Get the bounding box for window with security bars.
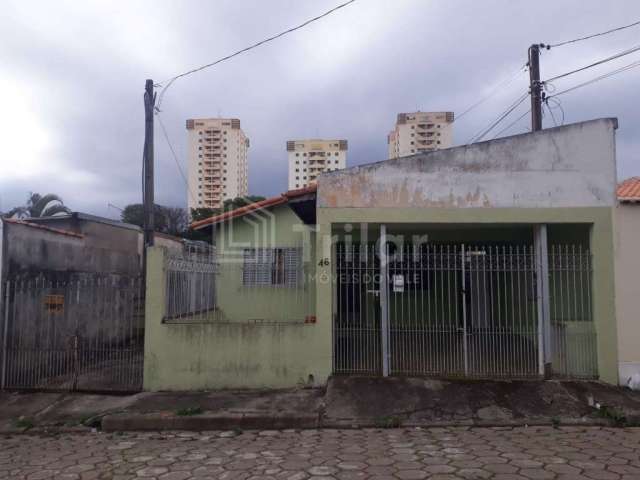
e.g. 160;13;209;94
242;248;302;287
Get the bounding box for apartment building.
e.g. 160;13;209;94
387;111;454;158
186;118;249;211
287;139;348;190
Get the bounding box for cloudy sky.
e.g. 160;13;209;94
1;0;639;217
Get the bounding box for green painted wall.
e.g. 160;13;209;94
213;204;316;323
143;204;331;390
316;207;618;384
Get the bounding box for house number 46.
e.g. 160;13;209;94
318;258;330;266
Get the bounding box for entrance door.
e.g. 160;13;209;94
463;245;540;377
333;243;381;374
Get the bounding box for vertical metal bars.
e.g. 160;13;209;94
549;244;598;378
1;275;144;392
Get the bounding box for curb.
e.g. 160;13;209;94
102;413;320;432
101;413;620;432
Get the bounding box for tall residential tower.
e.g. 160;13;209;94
387;111;454;159
186;118;249;211
287;139;347;190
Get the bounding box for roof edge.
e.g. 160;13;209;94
191;184;317;230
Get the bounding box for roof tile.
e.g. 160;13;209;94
618;177;640;202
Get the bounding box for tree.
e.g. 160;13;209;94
121;204;168;232
163;207;188;236
4;193;71;219
191;207;219;222
222;196;266;212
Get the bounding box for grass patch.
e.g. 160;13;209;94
13;416;34;431
374;415;402;428
175;406;204;417
596;405;627;427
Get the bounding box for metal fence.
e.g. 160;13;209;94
1;275;144;392
164;246;313;324
549;244;597;378
333;242;595;379
164;243;217;321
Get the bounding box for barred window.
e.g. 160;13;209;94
242;248;301;287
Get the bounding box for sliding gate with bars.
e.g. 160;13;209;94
333;240;596;378
1;276;144;392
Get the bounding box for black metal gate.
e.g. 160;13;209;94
333;242;542;378
1;276;144;392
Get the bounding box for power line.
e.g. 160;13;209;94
547;58;640;98
156;113;198;205
544;43;640;83
468;92;529;144
155;0;356;109
491;108;530;139
455;64;527;122
549;19;640;48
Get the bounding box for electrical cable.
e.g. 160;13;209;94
549;19;640;48
155;0;356;110
547;58;640;98
455;64;527;122
491;108;531;139
468;92;529;144
156;113;198;205
544;43;640;83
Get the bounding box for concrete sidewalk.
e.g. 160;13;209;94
1;378;640;433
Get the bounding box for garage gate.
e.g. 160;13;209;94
332;236;596;379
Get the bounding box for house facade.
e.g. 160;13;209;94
144;118;620;390
615;177;640;385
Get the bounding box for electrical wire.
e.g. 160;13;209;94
545;102;558;127
156;113;198;205
155;0;356;110
467;92;529;144
549;19;640;48
544;43;640;83
547;58;640;98
491;108;531;139
455;64;528;122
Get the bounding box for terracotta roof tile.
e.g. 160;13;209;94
618;177;640;202
2;218;84;238
191;184;317;230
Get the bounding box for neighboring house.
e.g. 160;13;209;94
615;177;640;385
144;118;620;390
0;213;141;282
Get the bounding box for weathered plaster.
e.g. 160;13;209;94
318;119;617;210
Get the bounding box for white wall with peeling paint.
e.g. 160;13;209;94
318;118;617;209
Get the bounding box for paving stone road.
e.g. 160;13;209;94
1;426;640;479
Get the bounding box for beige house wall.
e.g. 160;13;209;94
614;203;640;384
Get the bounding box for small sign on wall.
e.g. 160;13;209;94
44;294;64;314
392;274;404;293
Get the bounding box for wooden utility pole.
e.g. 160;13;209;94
529;44;543;132
143;79;155;248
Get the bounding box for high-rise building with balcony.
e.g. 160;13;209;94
186;118;249;211
387;111;454;159
287;139;348;190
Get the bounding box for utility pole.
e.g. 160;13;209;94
529;44;543;132
143;79;155;249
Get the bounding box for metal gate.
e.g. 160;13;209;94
334;241;546;378
1;276;144;392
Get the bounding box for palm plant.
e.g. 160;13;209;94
4;193;71;219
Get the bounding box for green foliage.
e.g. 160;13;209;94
191;207;219;222
596;405;627;426
175;406;204;417
4;192;71;219
221;196;266;212
374;415;402;428
13;416;34;430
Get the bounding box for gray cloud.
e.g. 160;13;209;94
1;0;639;217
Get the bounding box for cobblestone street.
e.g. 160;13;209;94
1;427;640;479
